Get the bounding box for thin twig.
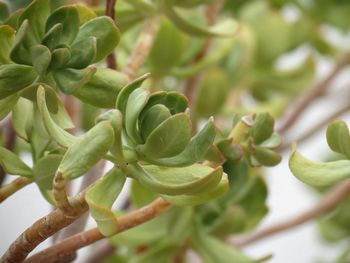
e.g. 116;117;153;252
278;52;350;133
0;193;88;263
25;198;172;263
105;0;117;69
122;16;161;80
280;102;350;151
0;120;17;186
229;178;350;247
0;177;33;203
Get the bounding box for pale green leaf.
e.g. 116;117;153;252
34;154;63;190
0;25;15;64
326;120;350;159
0;147;32;177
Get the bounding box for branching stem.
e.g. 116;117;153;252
0;177;33;203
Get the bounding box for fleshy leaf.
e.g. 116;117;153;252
73;68;128;108
0;93;19;121
144;118;216;167
131;180;158;208
30;44;51;75
86;168;125;236
259;133;282;149
128;163;223;195
140;104;171;140
289;147;350;186
137;113;191;159
0;147;32;178
50;47;71;69
75;4;97;25
66;36;96;69
0;1;9;22
75;16;120;62
12;97;34;141
0;25;15;64
250;112;274;144
162;173;228;206
41;23;63;50
45;6;80;45
58;120;114;179
250;145;281;167
37;86;76;147
34;154;63;190
53;66;96;94
0;64;36;99
326;120;350;159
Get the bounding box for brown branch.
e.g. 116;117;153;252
0;120;17;186
278;52;350;133
0;193;88;263
230;178;350;247
105;0;117;69
25;198;171;263
122;16;161;80
0;177;33;203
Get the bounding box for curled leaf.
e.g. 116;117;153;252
326;120;350;159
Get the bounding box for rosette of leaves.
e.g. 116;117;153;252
289;120;350;187
206;112;282;167
0;0;127;111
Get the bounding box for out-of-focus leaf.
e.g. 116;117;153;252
250;112;274;144
0;25;15;64
86;168;126;236
75;4;97;25
0;1;10;22
0;94;19;121
250;145;281;167
0;147;32;177
12;97;34;141
327;120;350;160
131;180;158;208
129;240;177;263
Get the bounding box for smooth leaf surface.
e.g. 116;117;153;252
50;47;71;69
12;97;34;141
30;44;51;75
327;120;350;159
34;154;62;190
66;36;96;69
0;93;19;121
42;23;63;50
250;112;274;144
0;25;15;64
0;147;32;177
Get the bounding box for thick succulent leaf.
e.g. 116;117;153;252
0;93;19;121
116;73;149;114
75;16;120;62
326;120;350;159
75;4;97;25
37;86;76;147
73;68;128;108
0;147;32;177
50;47;71;69
161;0;239;37
289;148;350;186
66;36;96;69
128;163;223;195
86;168;125;236
52;66;96;94
217;140;243;162
144;118;216;167
131;180;158;208
0;64;36;99
125;88;149;144
18;0;50;42
250;113;274;144
140;104;171;140
137;113;191;159
251;145;281;167
162;173;228;206
45;6;80;45
259;133;282;149
12;97;34;141
33;154;62;190
192;232;255;263
58;121;114;179
41;23;63;50
0;25;15;64
0;1;9;22
4;9;22;29
205;144;227;164
30;44;51;76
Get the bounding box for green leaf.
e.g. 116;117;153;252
128;163;223;195
130;240;177;263
53;66;96;94
50;47;71;69
131;180;158;208
116;73;149;114
58;121;114;179
162;173;228;206
0;93;19;121
0;64;36;99
73;68;128;108
30;45;51;75
0;1;10;22
137;113;191;159
144;118;216;167
125;88;149;144
0;25;15;64
33;154;63;190
289;147;350;186
18;0;50;42
12;97;34;141
75;4;97;25
66;36;96;69
250;145;281;167
259;133;282;149
41;23;63;50
45;6;80;45
86;168;126;236
327;120;350;159
75;16;120;62
217;140;243;162
250;113;274;144
37;86;76;147
0;147;32;177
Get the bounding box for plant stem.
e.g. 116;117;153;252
25;198;171;263
0;192;87;263
122;16;161;80
278;52;350;133
105;0;117;69
0;177;33;203
229;178;350;247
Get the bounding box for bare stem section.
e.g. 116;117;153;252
0;177;33;203
25;198;171;263
230;178;350;247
